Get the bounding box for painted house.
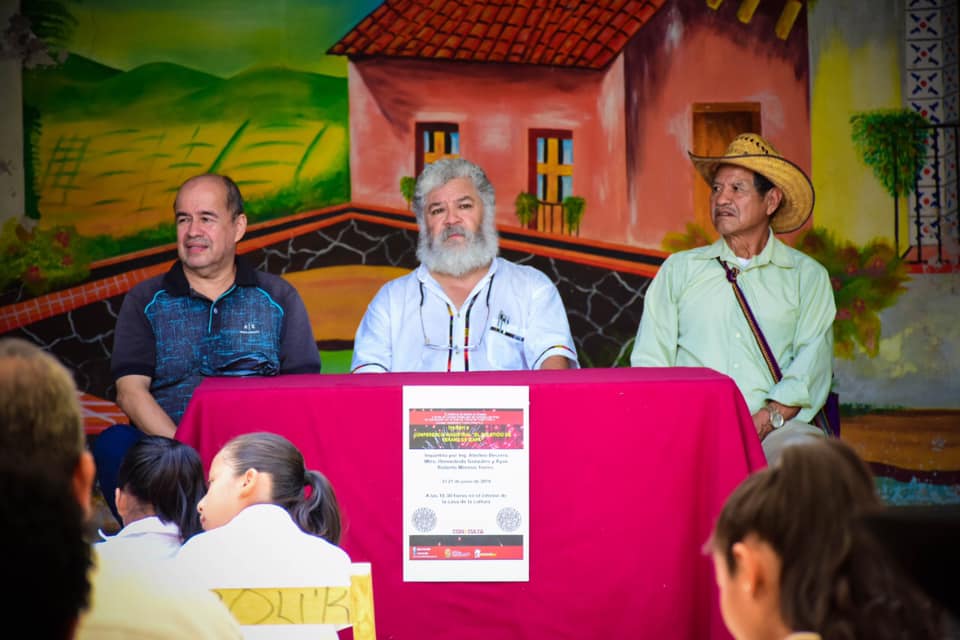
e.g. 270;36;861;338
330;0;812;250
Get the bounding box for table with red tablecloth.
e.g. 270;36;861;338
176;367;765;640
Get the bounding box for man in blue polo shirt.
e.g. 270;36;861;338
96;174;320;522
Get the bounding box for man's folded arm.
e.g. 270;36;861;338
115;374;178;438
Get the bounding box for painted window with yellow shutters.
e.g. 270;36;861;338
415;123;460;175
528;129;573;233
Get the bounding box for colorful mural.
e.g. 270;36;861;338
0;0;958;504
15;0;373;242
329;0;811;248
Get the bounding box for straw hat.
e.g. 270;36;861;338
688;133;815;233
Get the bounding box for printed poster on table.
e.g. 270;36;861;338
402;385;530;582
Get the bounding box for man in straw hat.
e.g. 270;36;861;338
631;133;835;463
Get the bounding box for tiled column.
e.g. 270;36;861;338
905;0;959;262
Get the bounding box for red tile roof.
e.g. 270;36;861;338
329;0;667;70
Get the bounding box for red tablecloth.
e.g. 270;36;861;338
177;367;764;640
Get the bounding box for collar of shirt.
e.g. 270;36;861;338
98;515;181;542
163;255;258;297
231;503;297;529
696;230;797;270
414;258;499;305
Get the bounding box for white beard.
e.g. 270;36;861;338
418;216;499;277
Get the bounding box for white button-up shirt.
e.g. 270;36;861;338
351;258;578;372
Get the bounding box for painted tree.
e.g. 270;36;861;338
400;176;415;210
850;109;928;253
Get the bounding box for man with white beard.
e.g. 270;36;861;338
351;158;578;372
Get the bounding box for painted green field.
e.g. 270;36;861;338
24;56;350;237
35;119;347;236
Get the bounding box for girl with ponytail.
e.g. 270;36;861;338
177;431;351;623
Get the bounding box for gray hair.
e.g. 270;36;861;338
0;338;84;481
412;158;496;228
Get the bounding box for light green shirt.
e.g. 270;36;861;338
630;232;835;422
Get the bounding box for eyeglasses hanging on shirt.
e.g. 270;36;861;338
419;276;498;371
489;309;524;343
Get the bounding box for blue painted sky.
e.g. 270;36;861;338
64;0;382;77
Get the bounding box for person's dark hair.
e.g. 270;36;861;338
223;432;342;544
117;436;207;541
174;173;245;219
711;438;941;640
0;461;91;639
752;171;775;196
219;174;244;218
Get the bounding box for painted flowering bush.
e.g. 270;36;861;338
795;228;909;358
0;219;90;296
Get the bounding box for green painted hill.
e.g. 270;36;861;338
25;56;347;126
96;62;224;110
23;54;121;110
56;54;119;83
168;66;347;123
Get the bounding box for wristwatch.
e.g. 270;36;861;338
767;404;784;430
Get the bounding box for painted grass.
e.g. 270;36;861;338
295;124;328;182
320;350;353;374
80;223;177;262
34;118;349;238
208;119;251;173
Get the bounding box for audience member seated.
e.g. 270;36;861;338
351;157;578;372
176;432;351;637
96;436;206;568
0;461;92;640
0;337;242;640
708;438;941;640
